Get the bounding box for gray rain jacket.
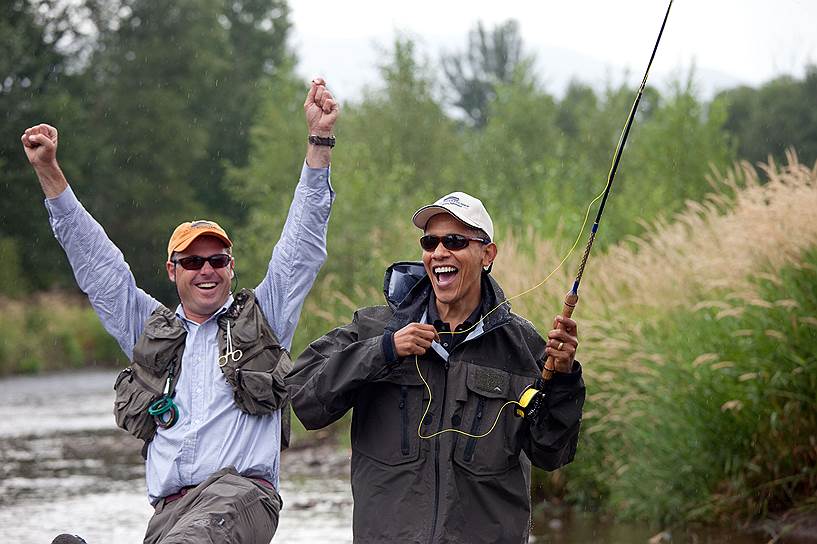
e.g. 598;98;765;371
286;263;585;543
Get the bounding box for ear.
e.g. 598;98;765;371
229;259;235;278
482;243;498;270
166;261;176;282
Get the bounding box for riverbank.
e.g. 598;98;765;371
0;294;125;376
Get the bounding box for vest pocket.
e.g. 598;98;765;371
113;367;160;442
228;348;291;416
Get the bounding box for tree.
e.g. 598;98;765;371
64;0;293;301
0;0;87;292
715;65;817;166
442;20;528;128
188;0;293;217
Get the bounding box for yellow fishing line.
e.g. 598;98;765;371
415;354;522;440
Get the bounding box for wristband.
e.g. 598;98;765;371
308;135;336;147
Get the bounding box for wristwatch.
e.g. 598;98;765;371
308;135;336;147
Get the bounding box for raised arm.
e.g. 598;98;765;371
21;124;159;360
254;78;339;350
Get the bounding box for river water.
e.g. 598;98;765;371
0;370;770;543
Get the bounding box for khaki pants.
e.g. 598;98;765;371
143;467;282;544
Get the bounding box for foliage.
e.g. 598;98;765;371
499;155;817;523
715;64;817;167
0;294;125;375
442;20;528;127
0;0;87;291
0;0;293;302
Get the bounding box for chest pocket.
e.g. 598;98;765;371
352;363;426;466
453;363;523;475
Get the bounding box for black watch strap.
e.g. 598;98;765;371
308;135;336;147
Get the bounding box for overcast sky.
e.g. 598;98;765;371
286;0;817;101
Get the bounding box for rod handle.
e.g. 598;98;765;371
542;291;579;381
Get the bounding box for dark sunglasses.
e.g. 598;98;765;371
420;234;490;252
172;254;232;270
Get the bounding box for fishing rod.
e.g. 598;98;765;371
517;0;675;419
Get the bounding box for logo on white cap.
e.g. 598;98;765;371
412;191;494;241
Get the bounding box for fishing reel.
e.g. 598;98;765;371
515;378;547;421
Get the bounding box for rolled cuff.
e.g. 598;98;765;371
44;184;79;218
301;162;333;194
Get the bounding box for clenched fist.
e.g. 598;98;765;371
21;123;68;198
393;323;440;358
21;124;59;168
304;78;339;137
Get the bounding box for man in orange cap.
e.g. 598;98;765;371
22;78;339;543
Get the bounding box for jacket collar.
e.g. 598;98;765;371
383;262;512;337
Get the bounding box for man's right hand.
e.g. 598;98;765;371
393;323;440;358
304;78;338;169
21;123;68;198
22;124;59;168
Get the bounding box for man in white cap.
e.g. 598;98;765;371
23;78;339;543
286;191;586;543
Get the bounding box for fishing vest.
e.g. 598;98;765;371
113;288;292;456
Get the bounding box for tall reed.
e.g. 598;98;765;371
495;152;817;522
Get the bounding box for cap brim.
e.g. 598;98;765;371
412;205;482;232
169;230;232;258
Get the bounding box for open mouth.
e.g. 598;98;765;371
195;282;218;291
433;266;459;287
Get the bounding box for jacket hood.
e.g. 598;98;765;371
383;261;427;309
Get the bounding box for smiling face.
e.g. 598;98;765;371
165;235;234;323
421;214;497;322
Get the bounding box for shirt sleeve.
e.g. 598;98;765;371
254;162;335;351
45;186;160;361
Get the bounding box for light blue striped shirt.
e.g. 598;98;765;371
45;163;334;504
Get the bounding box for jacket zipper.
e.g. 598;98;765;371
429;359;449;544
400;385;409;455
464;397;486;462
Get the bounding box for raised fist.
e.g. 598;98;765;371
304;78;339;137
21;124;59;168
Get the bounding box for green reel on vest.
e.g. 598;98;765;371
148;375;179;429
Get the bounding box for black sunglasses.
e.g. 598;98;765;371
172;254;232;270
420;234;490;252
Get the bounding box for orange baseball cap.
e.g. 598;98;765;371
167;220;232;259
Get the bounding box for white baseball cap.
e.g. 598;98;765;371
412;192;494;241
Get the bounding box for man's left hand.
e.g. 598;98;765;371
546;315;578;373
